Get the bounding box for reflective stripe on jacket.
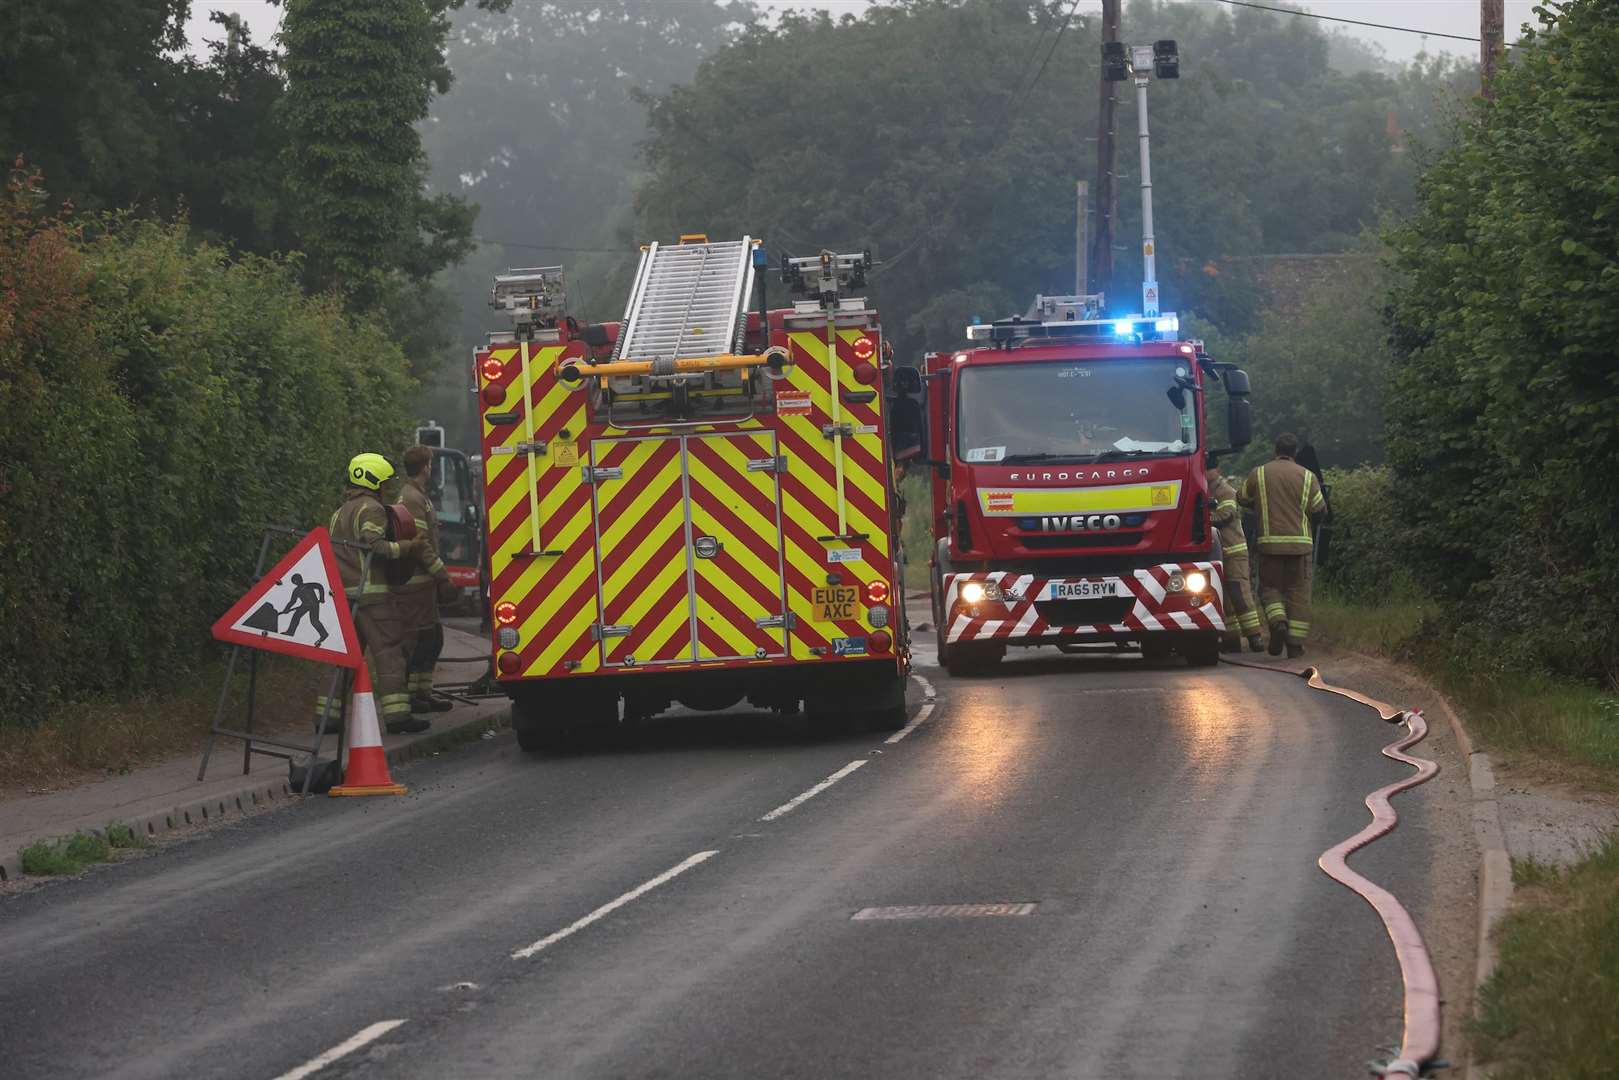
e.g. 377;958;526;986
330;490;400;604
1209;476;1248;558
1239;457;1325;555
397;478;447;589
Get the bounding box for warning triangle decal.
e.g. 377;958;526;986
212;527;364;668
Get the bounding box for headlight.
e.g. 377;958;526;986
1185;571;1208;594
959;581;987;604
1167;573;1186;593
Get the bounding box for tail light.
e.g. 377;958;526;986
497;652;522;675
480;356;505;382
863;580;889;605
482;384;505;406
868;629;893;654
853;361;878;385
495;601;518;626
852;336;876;361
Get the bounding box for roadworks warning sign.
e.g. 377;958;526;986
212;527;363;667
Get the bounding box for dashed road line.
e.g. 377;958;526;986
759;760;868;821
272;1020;407;1080
511;850;719;960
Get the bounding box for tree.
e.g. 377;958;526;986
1385;0;1619;679
0;0;189;212
278;0;511;308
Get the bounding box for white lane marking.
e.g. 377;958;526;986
512;850;718;960
910;671;936;700
885;701;935;744
272;1020;407;1080
759;760;867;821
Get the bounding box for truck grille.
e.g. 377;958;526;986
1034;597;1135;626
1017;532;1146;551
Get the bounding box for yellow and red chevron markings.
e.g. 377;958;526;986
477;322;901;682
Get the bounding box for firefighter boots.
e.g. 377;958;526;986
1268;621;1287;656
1247;634;1265;652
385;715;431;735
1287;643;1306;660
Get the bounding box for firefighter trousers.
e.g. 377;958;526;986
1257;552;1313;643
1222;553;1261;637
396;586;441;699
312;604;412;724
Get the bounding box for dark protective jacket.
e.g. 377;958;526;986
1239;456;1326;556
1209;476;1247;559
329;489;404;606
397;477;448;592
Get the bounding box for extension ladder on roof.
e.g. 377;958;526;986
615;237;757;368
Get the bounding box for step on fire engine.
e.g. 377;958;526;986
476;237;919;752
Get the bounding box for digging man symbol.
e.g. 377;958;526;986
279;573;330;648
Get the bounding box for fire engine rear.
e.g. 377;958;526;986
475;237;916;752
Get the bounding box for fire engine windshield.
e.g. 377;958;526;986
956;358;1198;464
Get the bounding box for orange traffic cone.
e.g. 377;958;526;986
330;665;407;797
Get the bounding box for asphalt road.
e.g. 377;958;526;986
0;637;1472;1080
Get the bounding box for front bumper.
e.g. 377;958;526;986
943;562;1225;644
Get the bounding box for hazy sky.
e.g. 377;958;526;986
185;0;1540;64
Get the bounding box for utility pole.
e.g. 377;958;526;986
1480;0;1504;97
1090;0;1120;297
1075;180;1088;297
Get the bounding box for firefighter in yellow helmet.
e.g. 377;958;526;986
396;445;458;714
319;452;430;733
1239;432;1327;659
1208;465;1263;653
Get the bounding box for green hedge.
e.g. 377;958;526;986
0;179;414;728
1317;466;1420;604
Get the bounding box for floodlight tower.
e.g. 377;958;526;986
1102;39;1178;317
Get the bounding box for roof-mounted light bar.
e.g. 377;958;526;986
491;266;567;327
965;312;1180;344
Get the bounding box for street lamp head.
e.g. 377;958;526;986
1153;39;1180;79
1101;41;1129;82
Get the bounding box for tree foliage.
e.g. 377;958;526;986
0;169;415;728
278;0;511;309
1385;0;1619;681
629;0;1470;359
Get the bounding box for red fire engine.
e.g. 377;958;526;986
921;295;1253;674
475;238;918;752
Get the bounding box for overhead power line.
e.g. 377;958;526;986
1206;0;1487;44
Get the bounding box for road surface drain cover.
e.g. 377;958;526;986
851;903;1037;920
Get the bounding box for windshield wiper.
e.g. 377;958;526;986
998;452;1091;463
1084;449;1181;463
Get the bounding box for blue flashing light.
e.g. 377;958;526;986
1154;316;1179;334
1112;319;1135;336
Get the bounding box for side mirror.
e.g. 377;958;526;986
891;365;922;395
1223;368;1251;397
1227;396;1253;449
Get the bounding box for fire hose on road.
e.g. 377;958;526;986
1224;657;1443;1080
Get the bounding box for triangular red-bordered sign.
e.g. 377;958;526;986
212;527;363;668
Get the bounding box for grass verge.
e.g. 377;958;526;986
1471;836;1619;1079
1314;594;1619;788
20;822;149;875
0;654;326;802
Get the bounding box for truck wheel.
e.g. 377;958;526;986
1139;634;1174;663
1179;632;1222;668
858;666;909;732
513;703;570;755
944;641;1003;678
512;688;616;754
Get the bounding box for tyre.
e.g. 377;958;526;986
1139;634;1174;663
944;641;1004;677
512;686;617;755
858;665;909;732
1179;632;1222;668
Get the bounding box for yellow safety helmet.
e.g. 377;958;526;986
347;452;395;491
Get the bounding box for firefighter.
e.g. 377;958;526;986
396;445;457;714
1239;432;1327;659
320;452;430;734
1208;466;1263;653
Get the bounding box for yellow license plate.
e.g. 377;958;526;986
813;586;858;621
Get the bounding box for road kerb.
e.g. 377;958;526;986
1;701;510;882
